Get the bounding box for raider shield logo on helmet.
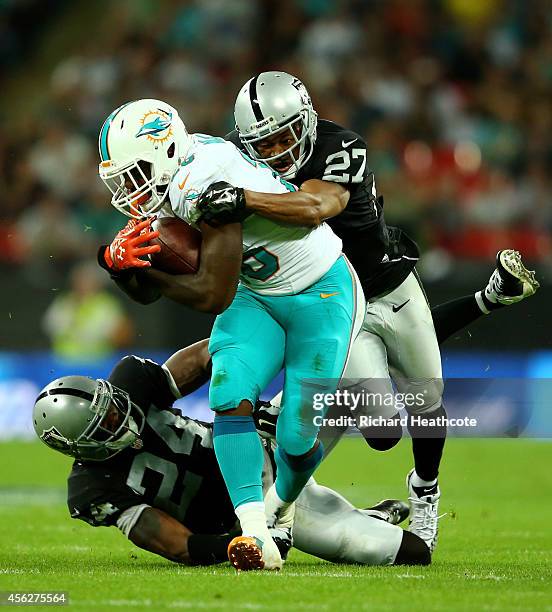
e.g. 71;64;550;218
40;426;72;453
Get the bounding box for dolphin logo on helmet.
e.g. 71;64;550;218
136;110;173;141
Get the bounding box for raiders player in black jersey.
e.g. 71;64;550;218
33;340;430;568
195;71;539;553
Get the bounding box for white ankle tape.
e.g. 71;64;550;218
475;291;491;315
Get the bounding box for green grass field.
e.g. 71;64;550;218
0;438;551;611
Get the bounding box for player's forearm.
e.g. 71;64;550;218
129;508;192;564
144;221;241;313
129;507;237;566
244;179;349;227
144;267;228;313
164;339;212;397
244;189;323;226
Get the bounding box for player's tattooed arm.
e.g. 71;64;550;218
244;179;349;227
144;222;242;313
164;339;212;397
129;507;193;564
129;507;237;566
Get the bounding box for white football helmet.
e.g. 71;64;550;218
98;99;192;218
234;71;318;179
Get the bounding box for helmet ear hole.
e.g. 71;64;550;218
167;143;175;158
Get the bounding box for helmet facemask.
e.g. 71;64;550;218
74;380;145;461
240;110;317;180
99;149;175;219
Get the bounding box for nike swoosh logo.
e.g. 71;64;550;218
342;138;357;148
392;299;410;313
178;173;190;190
257;419;275;429
320;292;339;299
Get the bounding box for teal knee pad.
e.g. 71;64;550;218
209;351;260;412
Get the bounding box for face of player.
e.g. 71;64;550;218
93;402;123;441
123;161;152;209
254;123;302;175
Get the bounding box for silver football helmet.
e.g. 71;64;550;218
33;376;144;461
234;71;318;179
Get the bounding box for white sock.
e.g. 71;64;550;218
235;501;269;538
410;471;437;489
265;484;289;517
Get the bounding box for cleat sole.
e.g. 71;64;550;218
498;249;540;296
228;536;265;572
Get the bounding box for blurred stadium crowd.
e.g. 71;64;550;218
1;0;551;289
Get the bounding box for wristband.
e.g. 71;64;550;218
187;531;240;566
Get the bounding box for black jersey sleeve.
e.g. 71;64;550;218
299;123;374;193
108;355;177;411
320;131;372;188
67;462;144;527
225;129;242;149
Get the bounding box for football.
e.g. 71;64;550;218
149;217;201;274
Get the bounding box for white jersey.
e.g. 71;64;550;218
165;134;342;295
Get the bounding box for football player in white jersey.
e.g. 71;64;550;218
96;99;365;571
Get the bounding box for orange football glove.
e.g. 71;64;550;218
104;218;161;272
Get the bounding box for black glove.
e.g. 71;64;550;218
253;400;279;438
196;181;251;227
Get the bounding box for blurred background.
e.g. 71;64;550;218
0;0;551;437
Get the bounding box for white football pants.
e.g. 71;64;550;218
343;271;443;419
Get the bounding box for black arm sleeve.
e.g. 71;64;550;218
224;130;242;148
97;245;161;304
108;355;177;409
187;530;240;566
68;464;144;527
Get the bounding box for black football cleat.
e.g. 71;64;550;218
364;499;410;525
269;526;293;561
485;249;539;306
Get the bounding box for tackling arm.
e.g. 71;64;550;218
244;179;349;227
128;507;236;566
143;221;242;313
129;507;192;564
163;339;211;397
164;339;279;436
